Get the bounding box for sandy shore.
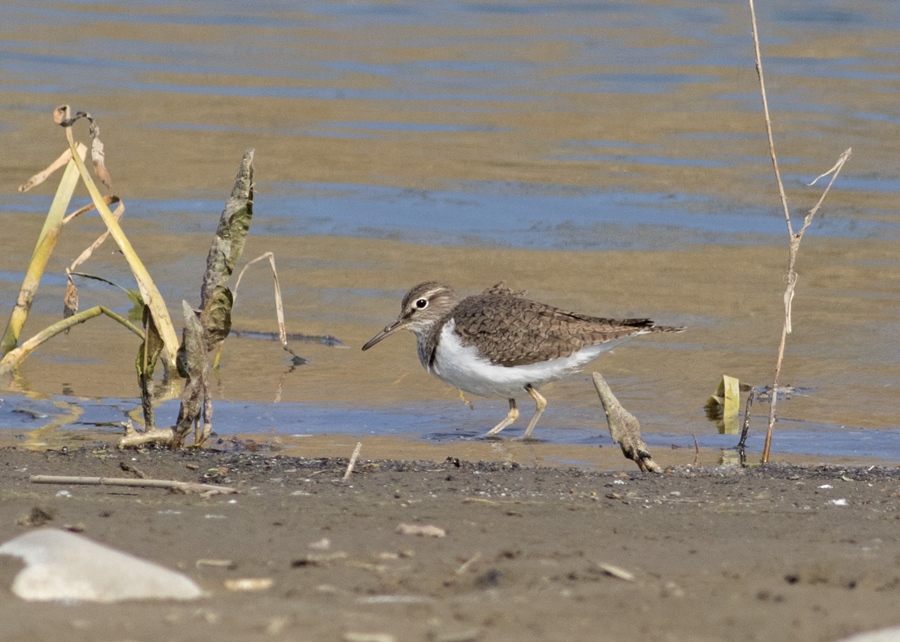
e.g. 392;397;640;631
0;446;899;642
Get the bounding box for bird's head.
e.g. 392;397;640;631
361;282;459;350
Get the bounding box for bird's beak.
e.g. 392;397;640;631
361;318;407;351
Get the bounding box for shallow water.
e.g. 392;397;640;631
0;1;898;467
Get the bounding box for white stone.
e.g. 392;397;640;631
838;627;900;642
0;528;204;602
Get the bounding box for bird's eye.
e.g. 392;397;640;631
415;298;428;309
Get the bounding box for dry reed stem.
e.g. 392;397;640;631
343;442;363;481
17;147;76;193
226;252;300;365
456;552;481;575
62;195;121;225
1;145;86;356
29;474;237;495
53;106;112;191
56;105;179;370
747;0;851;463
0;305;143;374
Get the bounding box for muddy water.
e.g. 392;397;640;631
0;1;898;467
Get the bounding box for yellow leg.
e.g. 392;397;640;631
483;398;519;437
521;385;547;440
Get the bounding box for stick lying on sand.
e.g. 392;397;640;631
30;475;238;495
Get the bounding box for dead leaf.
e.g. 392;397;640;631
63;276;78;320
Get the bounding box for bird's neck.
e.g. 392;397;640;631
412;320;441;371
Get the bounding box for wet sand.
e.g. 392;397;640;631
1;447;900;642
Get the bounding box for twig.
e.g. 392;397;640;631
30;474;238;495
691;434;700;467
747;0;791;232
221;252;300;368
17;146;78;193
118;422;173;449
65;198;125;269
737;391;755;466
747;0;850;463
456;552;481;575
596;562;636;582
343;442;363;481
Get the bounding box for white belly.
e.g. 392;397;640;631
425;321;620;399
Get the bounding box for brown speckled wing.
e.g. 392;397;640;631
450;292;677;367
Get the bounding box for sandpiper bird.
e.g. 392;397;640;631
362;282;683;439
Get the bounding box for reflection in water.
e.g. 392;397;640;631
0;1;899;465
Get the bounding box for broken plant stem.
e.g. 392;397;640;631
29;475;237;495
1;145;87;357
747;0;850;464
58;106;179;371
67;272;140;304
737;391;755;465
65;198;125;272
748;0;791;233
0;306;143;375
223;252;300;367
761;149;849;463
592;372;661;473
456;552;482;575
17;146;79;193
118;424;176;449
748;0;790;465
343;442;363;481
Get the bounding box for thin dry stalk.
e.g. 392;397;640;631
747;0;851;463
225;252;300;366
760;150;849;463
456;552;482;575
343;442;363;481
63;196;125;262
17;147;76;193
748;0;792;229
29;474;237;495
0;305;144;375
56;105;179;370
1;144;87;356
62;199;127;320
